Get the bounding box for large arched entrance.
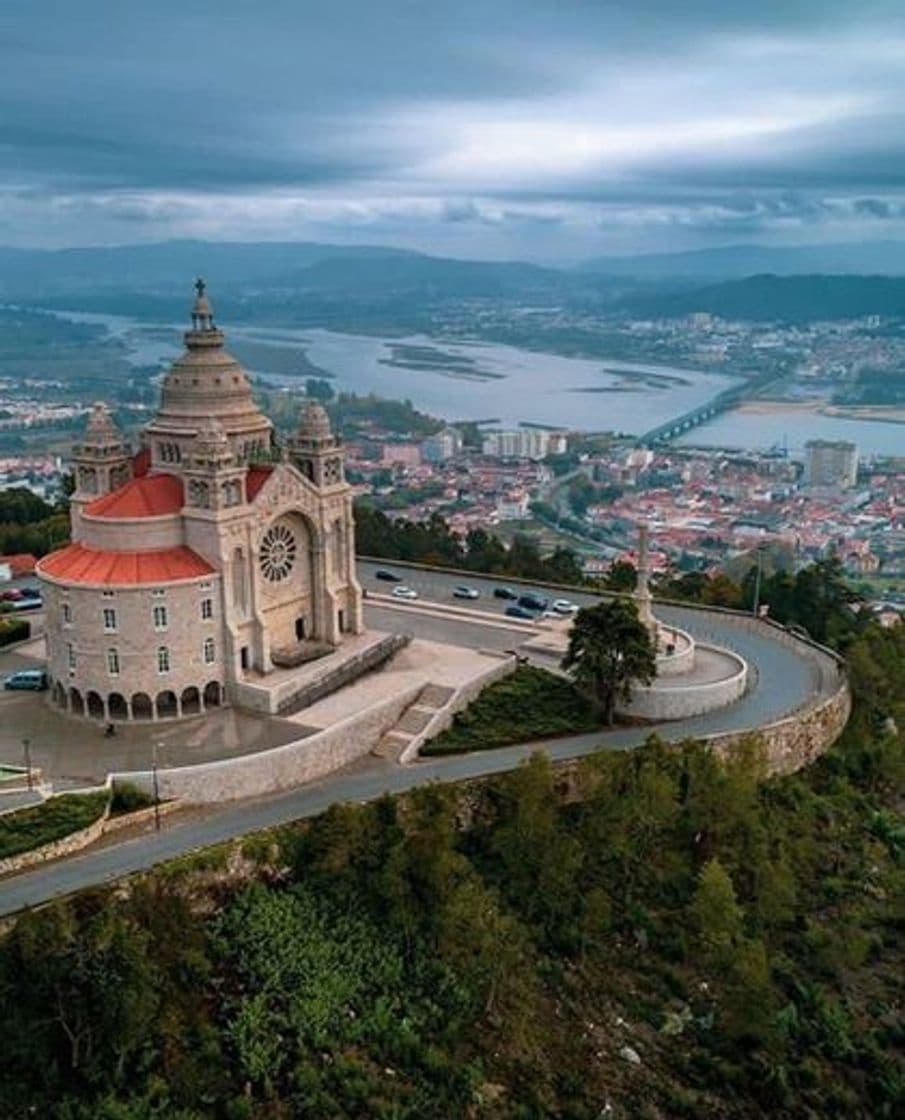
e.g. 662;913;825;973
258;511;319;651
69;687;84;717
86;690;105;720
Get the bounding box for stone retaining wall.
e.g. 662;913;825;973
620;644;748;721
113;683;425;804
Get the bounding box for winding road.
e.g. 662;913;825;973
0;562;838;918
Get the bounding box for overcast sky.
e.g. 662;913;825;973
2;0;904;259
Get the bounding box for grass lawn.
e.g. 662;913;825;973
0;791;109;860
422;665;603;756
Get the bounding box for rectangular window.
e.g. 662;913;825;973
102;590;115;599
67;643;76;670
153;604;168;630
107;648;120;676
201;597;214;621
203;637;216;665
62;603;71;625
103;607;117;632
157;646;170;674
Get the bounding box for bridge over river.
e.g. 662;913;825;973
640;372;781;446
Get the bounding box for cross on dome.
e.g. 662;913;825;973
190;276;215;332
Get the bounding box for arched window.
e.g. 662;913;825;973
203;637;216;665
107;648;120;676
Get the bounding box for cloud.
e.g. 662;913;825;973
1;1;904;255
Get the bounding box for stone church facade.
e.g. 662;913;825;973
37;282;363;722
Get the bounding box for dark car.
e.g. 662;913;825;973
19;587;41;599
517;593;548;612
493;586;518;600
4;669;48;691
374;569;402;583
505;605;535;620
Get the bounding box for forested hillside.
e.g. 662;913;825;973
0;612;901;1118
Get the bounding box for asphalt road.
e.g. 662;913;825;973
0;563;834;917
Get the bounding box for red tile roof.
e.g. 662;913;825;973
246;464;274;502
37;543;214;586
84;473;184;519
132;447;151;477
0;553;37;577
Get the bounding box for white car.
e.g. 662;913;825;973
392;585;419;600
452;585;480;600
552;598;578;615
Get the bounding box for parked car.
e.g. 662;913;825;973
505;605;535;620
375;569;402;582
517;593;549;612
453;585;479;600
392;585;418;600
0;589;23;602
552;598;578;615
493;586;518;600
3;669;48;691
19;587;41;599
9;597;42;611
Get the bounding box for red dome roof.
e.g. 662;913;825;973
85;473;184;519
38;543;214;586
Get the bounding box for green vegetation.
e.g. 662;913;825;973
0;791;108;860
424;665;601;755
0;595;901;1117
355;504;586;585
0;616;30;647
563;599;657;724
0;486;70;556
109;783;155;816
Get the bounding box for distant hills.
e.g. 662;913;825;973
2;237;905;325
633;274;905;322
578;240;905;279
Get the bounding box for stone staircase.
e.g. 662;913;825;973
373;683;456;761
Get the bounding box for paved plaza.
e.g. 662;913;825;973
0;639;309;786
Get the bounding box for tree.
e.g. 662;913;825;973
689;857;744;967
604;560;637;592
304;376;335;401
561;599;656;724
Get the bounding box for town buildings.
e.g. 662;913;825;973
805;439;859;489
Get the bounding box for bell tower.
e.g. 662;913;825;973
287;401;345;489
182;418;247;512
71;402;131;501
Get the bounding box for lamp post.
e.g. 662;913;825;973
752;543;766;618
22;737;32;790
152;741;161;833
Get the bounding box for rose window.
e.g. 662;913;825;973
260;523;297;582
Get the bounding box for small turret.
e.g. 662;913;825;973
287;400;345;488
71;402;132;499
183;418;247;511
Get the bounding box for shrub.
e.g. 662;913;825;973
0;790;109;859
0;617;30;647
110;782;155;815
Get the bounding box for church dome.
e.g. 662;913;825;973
143;280;273;463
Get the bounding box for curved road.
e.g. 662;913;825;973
0;564;833;917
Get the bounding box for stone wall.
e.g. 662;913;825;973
232;632;409;715
113;683;424;804
620;644;748;721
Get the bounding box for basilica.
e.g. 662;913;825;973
37;282;363;722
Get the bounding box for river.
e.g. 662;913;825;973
48;310;905;456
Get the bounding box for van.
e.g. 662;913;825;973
3;669;48;691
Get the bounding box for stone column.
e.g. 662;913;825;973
635;522;656;635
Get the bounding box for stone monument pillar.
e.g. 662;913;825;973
635;522;656;636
